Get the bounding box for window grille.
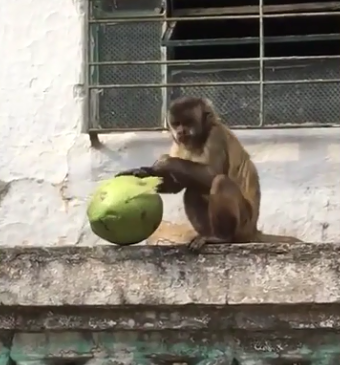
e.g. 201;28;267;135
88;0;340;132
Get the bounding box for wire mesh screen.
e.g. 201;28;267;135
263;59;340;126
88;0;340;131
94;22;163;129
169;63;261;127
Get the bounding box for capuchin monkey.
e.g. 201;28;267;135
116;96;302;251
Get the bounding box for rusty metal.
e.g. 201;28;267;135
89;11;340;24
89;55;340;66
89;79;340;89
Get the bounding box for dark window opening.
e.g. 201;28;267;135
264;14;340;37
172;44;259;60
264;14;340;56
264;0;340;6
170;0;258;10
265;39;340;57
166;12;340;60
171;19;259;41
166;18;259;59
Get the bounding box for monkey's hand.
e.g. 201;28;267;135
115;155;171;179
115;166;155;179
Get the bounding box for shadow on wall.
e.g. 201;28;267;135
86;128;340;244
0;128;338;246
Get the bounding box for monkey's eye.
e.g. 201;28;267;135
171;120;180;127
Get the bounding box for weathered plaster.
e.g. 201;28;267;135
1;0;339;246
1;244;340;306
0;246;340;365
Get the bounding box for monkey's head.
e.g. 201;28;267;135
167;96;215;146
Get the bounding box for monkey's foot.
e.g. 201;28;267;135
187;235;231;252
187;235;226;252
187;236;206;252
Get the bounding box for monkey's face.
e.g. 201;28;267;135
168;98;212;145
168;112;202;145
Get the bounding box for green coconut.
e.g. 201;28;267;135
87;175;163;245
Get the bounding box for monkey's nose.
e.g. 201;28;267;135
177;132;187;141
177;128;188;137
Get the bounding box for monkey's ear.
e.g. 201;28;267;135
201;98;214;124
202;111;213;125
201;98;214;108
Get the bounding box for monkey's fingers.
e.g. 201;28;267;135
115;167;153;179
155;154;171;164
115;169;135;177
187;235;206;252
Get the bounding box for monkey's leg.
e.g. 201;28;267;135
187;174;252;252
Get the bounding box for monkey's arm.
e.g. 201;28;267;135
115;157;214;192
153;157;215;191
115;155;184;194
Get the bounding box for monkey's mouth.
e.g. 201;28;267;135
176;134;192;144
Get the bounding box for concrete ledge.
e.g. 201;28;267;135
0;243;339;306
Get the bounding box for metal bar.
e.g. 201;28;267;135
176;2;340;17
89;127;166;133
90;10;165;20
250;11;340;18
260;79;340;85
89;15;259;23
259;0;264;127
89;55;340;66
161;34;340;47
89;79;340;89
162;37;259;47
89;11;340;23
162;21;175;43
88;124;340;133
174;2;340;17
83;0;90;133
89;82;261;89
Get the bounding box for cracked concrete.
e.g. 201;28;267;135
2;243;340;306
0;0;340;246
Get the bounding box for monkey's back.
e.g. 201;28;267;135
221;124;261;225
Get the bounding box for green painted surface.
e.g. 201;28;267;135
0;346;10;365
8;331;340;365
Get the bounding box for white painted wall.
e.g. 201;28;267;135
0;0;339;246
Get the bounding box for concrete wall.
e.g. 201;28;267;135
2;244;340;364
0;0;339;246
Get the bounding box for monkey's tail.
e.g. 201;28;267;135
256;231;303;243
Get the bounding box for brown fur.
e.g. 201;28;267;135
116;96;302;250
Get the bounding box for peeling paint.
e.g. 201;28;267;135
0;181;10;205
6;331;340;365
0;246;340;364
